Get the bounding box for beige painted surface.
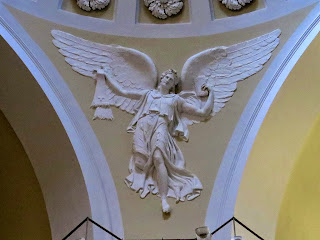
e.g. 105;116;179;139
7;5;314;238
235;32;320;239
0;36;92;240
61;0;115;20
0;110;52;240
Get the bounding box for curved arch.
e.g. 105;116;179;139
205;2;320;237
0;4;123;240
0;0;317;38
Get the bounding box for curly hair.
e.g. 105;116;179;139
160;69;179;85
159;69;179;93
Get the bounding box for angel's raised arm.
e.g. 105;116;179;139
179;86;214;118
51;30;158;119
95;68;148;100
181;29;281;116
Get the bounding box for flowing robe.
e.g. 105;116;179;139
125;90;202;201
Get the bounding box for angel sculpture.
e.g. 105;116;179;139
52;29;281;213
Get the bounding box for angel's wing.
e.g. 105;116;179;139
181;29;281;117
51;30;157;120
178;91;206;127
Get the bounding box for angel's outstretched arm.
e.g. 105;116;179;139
95;69;148;100
180;86;214;118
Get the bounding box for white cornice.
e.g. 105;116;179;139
0;0;318;38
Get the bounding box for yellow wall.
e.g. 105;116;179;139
235;31;320;239
0;110;52;240
0;35;92;240
276;114;320;239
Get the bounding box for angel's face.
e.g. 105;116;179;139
160;73;175;91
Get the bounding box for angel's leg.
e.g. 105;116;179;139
153;148;171;213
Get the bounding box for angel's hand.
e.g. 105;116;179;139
202;83;215;91
92;66;105;76
201;84;209;92
93;66;113;81
198;84;210;97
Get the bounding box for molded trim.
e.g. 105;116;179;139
0;4;124;240
206;2;320;238
0;0;317;38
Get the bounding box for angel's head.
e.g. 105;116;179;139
158;69;179;93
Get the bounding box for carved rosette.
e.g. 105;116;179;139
144;0;184;20
219;0;253;10
76;0;110;11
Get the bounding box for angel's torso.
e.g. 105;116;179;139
128;90;181;132
139;90;179;122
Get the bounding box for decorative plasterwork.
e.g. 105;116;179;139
2;0;316;37
52;29;280;213
76;0;110;11
144;0;184;19
219;0;253;10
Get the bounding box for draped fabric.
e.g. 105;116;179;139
125;90;202;201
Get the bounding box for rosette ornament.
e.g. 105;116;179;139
219;0;253;10
76;0;110;11
144;0;184;19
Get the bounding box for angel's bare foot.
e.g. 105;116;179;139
161;198;171;213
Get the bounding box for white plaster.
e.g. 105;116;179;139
219;0;253;11
76;0;110;11
181;29;280;114
231;237;243;240
205;2;320;238
52;29;279;213
0;4;123;240
0;0;317;38
51;29;158;119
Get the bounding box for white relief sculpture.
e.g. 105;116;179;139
52;29;280;213
219;0;253;10
76;0;110;11
144;0;184;19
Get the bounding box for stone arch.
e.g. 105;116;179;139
206;2;320;238
0;5;123;240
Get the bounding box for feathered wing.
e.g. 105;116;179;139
51;30;157;120
178;91;207;126
180;29;281;124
